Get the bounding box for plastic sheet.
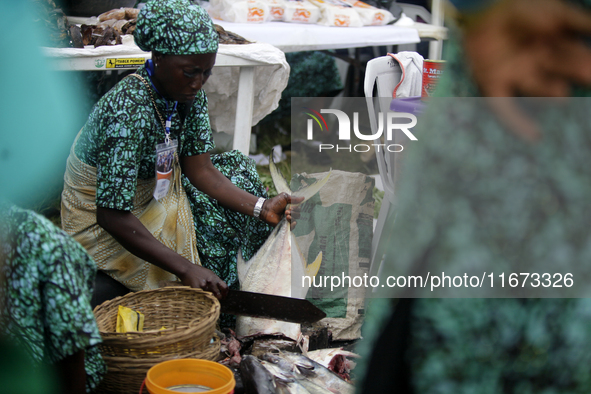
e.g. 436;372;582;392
204;42;289;133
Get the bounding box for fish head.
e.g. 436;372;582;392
261;360;295;382
262;352;297;373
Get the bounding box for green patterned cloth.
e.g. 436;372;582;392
74;65;271;290
134;0;218;55
0;204;106;392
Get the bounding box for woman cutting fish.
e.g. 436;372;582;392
61;0;296;304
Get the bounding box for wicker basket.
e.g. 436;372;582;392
97;337;221;394
93;287;221;394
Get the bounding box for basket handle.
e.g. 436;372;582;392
139;379;146;394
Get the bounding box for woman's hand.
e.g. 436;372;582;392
97;207;228;299
260;193;305;227
179;264;228;300
181;153;305;227
285;202;301;229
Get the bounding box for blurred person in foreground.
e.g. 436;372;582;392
357;0;591;393
0;1;105;393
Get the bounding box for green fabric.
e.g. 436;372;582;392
0;338;59;394
134;0;219;55
409;299;591;393
0;204;106;392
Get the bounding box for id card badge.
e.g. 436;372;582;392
154;139;178;200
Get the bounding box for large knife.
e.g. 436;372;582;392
220;289;326;324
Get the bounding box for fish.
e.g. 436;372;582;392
260;359;331;394
239;352;352;394
236;151;330;340
240;355;310;394
297;379;338;394
260;360;309;394
264;352;355;394
240;355;277;394
261;352;298;373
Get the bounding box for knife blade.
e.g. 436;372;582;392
220;289;326;324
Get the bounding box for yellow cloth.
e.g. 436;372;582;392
61;132;200;292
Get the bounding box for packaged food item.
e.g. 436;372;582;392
209;0;271;23
116;305;145;333
341;0;395;25
283;0;320;24
308;0;363;27
261;0;287;21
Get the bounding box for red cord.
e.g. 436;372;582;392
139;379;146;394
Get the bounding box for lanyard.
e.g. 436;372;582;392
146;59;178;144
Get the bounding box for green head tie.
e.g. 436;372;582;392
135;0;219;55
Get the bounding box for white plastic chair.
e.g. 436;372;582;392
397;3;432;24
364;55;403;280
393;2;444;60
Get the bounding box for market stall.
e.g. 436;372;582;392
44;3;450;153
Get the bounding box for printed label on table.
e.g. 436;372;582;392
106;58;145;69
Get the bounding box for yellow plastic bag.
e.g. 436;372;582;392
116;305;145;333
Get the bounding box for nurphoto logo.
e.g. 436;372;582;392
303;107;418;153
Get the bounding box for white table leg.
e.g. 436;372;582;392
232;65;256;155
428;0;444;60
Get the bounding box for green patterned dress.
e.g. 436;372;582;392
74;65;271;290
0;204;106;392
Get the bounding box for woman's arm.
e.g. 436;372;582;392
97;207;228;299
181;152;297;226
